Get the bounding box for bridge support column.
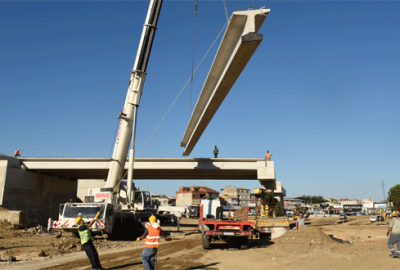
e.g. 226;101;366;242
257;161;276;191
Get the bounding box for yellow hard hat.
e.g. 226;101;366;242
17;149;20;151
149;215;157;223
75;217;82;224
392;212;398;216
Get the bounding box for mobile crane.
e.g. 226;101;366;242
49;0;164;238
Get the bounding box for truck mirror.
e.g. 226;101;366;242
59;204;65;216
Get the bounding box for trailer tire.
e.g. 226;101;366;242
201;233;211;249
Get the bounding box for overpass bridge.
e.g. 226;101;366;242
1;155;282;225
19;157;276;189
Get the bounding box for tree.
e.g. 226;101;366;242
298;195;327;204
275;201;284;217
388;184;400;211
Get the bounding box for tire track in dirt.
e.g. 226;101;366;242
39;234;212;270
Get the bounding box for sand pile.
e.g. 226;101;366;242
272;226;342;254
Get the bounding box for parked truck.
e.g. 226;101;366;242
199;197;254;249
156;205;189;217
248;204;290;240
48;0;164;239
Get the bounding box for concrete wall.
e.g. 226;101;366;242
0;210;28;225
0;155;77;226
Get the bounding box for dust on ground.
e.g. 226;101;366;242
2;215;400;269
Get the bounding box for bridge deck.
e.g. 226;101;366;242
20;158;275;186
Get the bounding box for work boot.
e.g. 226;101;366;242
389;254;399;258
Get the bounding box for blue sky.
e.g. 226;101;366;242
1;1;399;201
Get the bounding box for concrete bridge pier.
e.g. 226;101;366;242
257;160;276;192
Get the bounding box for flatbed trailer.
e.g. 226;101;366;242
248;205;290;239
199;205;255;249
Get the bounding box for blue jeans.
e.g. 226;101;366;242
141;247;158;270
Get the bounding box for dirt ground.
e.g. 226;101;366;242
1;215;400;269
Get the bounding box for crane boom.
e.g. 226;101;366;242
105;0;163;201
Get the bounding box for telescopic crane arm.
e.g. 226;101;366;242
104;0;163;203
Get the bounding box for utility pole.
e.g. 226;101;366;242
381;179;386;203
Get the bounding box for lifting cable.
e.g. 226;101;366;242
136;18;230;158
189;0;198;119
222;0;229;21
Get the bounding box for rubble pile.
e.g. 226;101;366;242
24;225;44;235
272;226;343;254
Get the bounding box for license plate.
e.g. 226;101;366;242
223;232;234;235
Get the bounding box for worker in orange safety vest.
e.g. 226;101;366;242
136;215;171;270
266;150;273;161
14;149;20;158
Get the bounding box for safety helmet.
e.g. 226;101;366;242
75;217;83;224
149;215;157;223
17;149;20;151
392;212;398;216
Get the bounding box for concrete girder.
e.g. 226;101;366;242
180;8;270;156
19;157;274;184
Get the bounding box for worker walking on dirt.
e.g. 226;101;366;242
387;212;400;258
14;149;20;158
75;213;104;270
213;145;219;158
296;215;305;230
136;215;171;270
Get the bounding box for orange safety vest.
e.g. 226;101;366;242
266;153;271;159
144;222;161;248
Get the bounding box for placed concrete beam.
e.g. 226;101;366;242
19;157;273;181
181;8;270;156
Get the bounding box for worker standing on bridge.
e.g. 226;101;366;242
76;213;104;270
213;145;219;158
14;149;20;158
136;215;170;270
265;150;272;161
387;212;400;258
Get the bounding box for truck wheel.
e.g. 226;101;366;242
201;233;211;249
238;237;249;250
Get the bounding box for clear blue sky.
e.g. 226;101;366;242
1;1;399;201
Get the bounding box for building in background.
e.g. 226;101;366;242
176;185;219;206
220;186;250;206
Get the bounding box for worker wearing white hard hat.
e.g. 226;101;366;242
387;211;400;258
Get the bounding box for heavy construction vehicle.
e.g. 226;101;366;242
250;188;289;239
199;197;254;249
48;0;164;238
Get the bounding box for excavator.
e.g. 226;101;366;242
49;0;165;238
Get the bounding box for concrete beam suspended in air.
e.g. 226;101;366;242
180;8;270;156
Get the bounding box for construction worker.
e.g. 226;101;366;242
75;213;104;270
296;214;305;229
136;215;170;270
213;145;219;158
14;149;20;158
387;211;400;258
265;150;272;161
